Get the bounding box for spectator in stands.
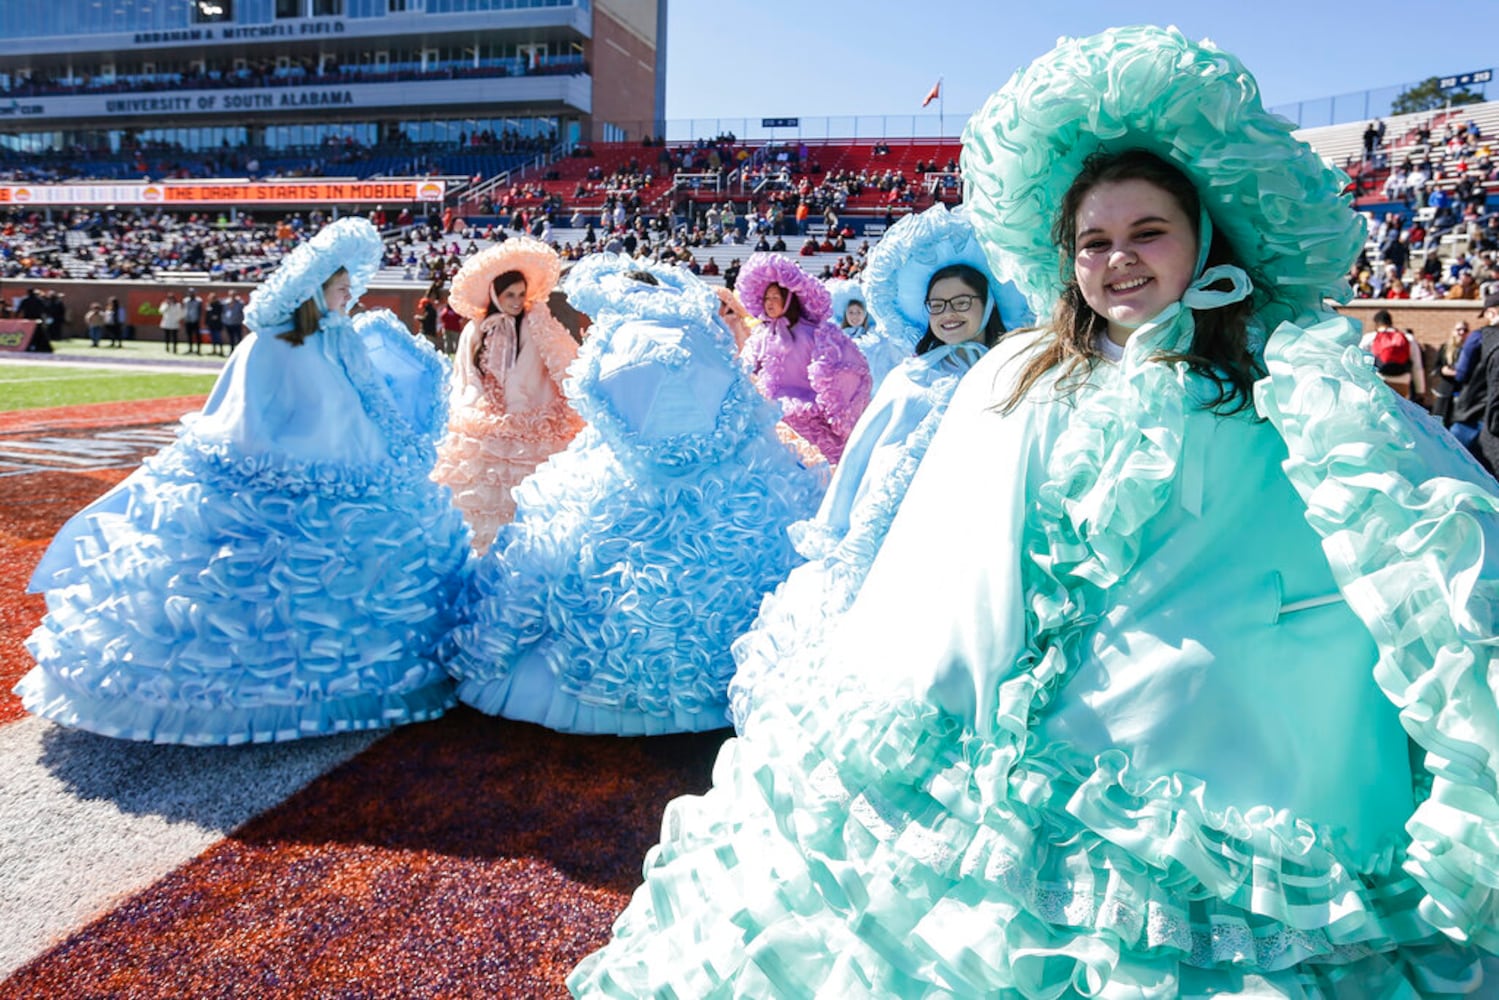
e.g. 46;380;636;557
221;291;244;352
1383;164;1410;204
799;236;818;257
1360;308;1427;404
1450;292;1499;470
1406;216;1427;251
84;301;104;348
1447;269;1481;300
105;296;124;348
158;291;184;353
181;288;203;354
1407;163;1430;207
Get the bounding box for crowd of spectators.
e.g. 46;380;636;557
0;208;336;282
1344;112;1499;300
0;55;588;100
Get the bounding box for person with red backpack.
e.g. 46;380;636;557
437;292;465;354
1360;308;1428;404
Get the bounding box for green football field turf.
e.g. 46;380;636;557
0;363;219;412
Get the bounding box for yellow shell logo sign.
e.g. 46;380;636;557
13;187;31;203
418;182;443;200
143;186;164;202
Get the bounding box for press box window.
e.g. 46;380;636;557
192;0;234;21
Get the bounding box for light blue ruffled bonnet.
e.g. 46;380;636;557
862;203;1033;344
825;279;867;329
562;254;753;471
242;217;384;335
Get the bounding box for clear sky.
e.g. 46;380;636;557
662;2;1498;135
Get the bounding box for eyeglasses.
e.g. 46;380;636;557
925;294;978;315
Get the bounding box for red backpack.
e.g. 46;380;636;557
1370;327;1410;368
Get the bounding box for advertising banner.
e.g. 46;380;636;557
0;319;38;352
0;179;444;206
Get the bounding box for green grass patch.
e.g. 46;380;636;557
0;365;218;412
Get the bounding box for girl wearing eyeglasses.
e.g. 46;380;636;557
730;205;1030;730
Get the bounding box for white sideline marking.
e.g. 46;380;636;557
0;428;180;477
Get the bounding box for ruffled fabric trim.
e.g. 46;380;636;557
561;269;758;477
441;427;823;736
745;319;872;465
354;307;451;442
851;326;916;391
729;348;967;731
443;267;826;736
525;306;583;388
178;315;445;499
572;309;1497;996
243;218;384;333
774;421;831;472
561;252;711;321
1257;312;1499;953
573;682;1487;997
22;456;472;745
15;667;454;746
435;305;585;552
430;407;581;555
572;337;774;478
735;254;834;325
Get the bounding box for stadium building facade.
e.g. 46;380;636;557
0;0;665;165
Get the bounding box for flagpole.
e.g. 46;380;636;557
938;76;944;139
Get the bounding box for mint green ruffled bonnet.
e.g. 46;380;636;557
960;24;1366;332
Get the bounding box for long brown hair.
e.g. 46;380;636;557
277;267;348;346
1000;149;1259;414
485;270;527;318
475;269;528;368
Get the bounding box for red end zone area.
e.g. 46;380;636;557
0;394;727;997
0;396;207;724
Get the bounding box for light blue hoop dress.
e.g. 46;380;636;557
17;219;471;744
441;256;824;736
730;205;1034;731
826;277;911;392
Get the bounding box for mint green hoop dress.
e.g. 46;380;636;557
570;300;1499;997
570;24;1499;997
